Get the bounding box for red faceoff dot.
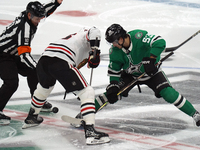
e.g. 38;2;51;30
56;10;97;17
0;20;13;25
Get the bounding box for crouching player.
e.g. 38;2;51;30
22;27;110;145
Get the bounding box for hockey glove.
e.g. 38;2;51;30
119;71;135;97
142;57;158;76
88;50;100;68
106;81;120;104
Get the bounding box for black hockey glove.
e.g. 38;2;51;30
88;50;100;68
142;57;158;76
119;71;135;97
106;81;120;104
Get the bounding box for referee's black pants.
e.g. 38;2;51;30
0;53;38;111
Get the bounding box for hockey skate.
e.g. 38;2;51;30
0;111;11;125
70;112;82;128
82;121;110;145
22;108;43;129
41;101;52;112
193;111;200;127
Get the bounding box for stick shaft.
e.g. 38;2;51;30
117;52;174;95
89;37;98;85
89;68;93;85
165;30;200;52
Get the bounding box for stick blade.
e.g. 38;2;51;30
164;47;177;52
61;115;83;125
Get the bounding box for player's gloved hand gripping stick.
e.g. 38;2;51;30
98;51;174;112
88;37;100;85
61;52;174;125
117;51;174;95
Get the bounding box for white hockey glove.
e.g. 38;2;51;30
20;53;37;69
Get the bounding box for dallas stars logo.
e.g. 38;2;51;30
126;62;143;74
135;32;143;39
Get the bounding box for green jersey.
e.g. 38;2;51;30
108;29;166;82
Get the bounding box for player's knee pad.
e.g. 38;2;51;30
77;86;95;103
160;87;179;104
149;71;171;98
33;83;54;100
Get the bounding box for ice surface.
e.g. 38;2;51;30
0;0;200;149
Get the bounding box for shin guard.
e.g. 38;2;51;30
78;86;95;125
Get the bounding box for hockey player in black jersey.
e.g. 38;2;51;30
22;26;110;145
0;0;63;125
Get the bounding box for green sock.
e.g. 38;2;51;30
160;87;196;116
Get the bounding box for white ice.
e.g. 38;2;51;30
0;0;200;150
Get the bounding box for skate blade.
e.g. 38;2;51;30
22;123;40;129
0;120;10;125
86;137;110;145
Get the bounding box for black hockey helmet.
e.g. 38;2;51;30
105;24;127;43
26;1;46;17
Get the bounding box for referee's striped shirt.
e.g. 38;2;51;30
0;0;61;56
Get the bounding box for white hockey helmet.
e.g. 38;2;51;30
88;27;101;48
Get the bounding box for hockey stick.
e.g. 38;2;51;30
117;51;174;95
62;101;108;124
62;115;83;125
165;30;200;52
89;68;93;85
89;37;99;85
97;50;172;111
61;52;174;125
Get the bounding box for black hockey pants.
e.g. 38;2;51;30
0;53;38;111
36;56;88;93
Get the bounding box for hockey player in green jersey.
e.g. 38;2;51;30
72;23;200;127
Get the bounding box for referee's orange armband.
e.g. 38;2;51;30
17;46;31;55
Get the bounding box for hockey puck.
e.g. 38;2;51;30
52;107;59;113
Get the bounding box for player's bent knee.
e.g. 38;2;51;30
77;86;95;102
33;83;54;100
160;87;179;104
